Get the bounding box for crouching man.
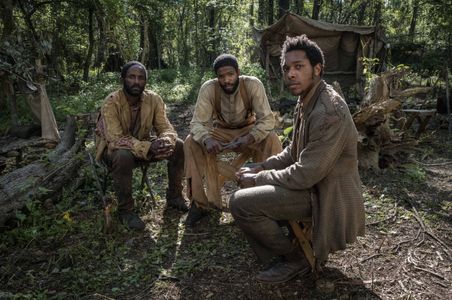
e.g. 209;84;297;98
230;35;365;283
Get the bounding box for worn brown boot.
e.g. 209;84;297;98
185;202;209;227
118;211;145;231
255;249;311;284
166;189;189;212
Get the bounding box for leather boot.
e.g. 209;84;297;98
118;211;145;231
166;189;189;212
166;138;188;212
255;249;311;284
185;202;209;227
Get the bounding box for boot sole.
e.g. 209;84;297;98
255;265;311;284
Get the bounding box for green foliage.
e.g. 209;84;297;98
48;73;120;121
361;57;380;82
279;125;293;146
401;163;426;184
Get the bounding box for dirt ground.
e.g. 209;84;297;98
0;105;451;299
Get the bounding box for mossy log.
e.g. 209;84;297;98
0;116;85;226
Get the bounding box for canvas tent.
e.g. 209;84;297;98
255;13;386;95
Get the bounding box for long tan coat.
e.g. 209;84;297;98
256;80;365;263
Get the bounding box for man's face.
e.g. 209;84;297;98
217;66;240;94
123;65;146;97
282;50;321;96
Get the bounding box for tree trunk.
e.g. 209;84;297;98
258;0;266;26
140;13;150;67
94;6;106;68
357;2;367;25
205;5;216;67
83;7;95;82
292;0;303;15
5;79;19;127
409;0;419;40
278;0;289;18
312;0;322;20
0;0;14;40
268;0;274;25
373;0;382;26
50;1;62;78
249;1;254;27
0;116;85;227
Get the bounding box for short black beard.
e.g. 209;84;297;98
220;78;240;95
124;84;144;97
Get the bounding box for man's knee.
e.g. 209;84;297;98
111;149;135;171
171;138;184;160
229;189;254;218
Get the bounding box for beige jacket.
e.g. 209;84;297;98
95;89;177;160
190;75;275;144
256;80;365;263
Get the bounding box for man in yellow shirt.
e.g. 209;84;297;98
184;54;282;226
95;61;188;230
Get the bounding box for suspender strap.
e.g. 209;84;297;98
214;77;251;120
239;77;251;113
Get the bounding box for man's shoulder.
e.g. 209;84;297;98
240;75;263;87
102;90;122;106
142;89;162;101
316;83;348;117
200;79;217;90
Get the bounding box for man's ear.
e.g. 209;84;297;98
237;68;241;76
314;64;322;77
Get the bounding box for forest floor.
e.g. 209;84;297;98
0;103;451;299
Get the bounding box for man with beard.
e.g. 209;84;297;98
184;54;282;227
229;35;365;283
95;61;188;230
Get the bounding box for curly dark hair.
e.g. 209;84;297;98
280;34;325;75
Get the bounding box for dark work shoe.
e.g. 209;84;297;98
118;211;145;231
185;204;209;227
166;196;189;212
255;259;311;284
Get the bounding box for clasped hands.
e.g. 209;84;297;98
149;137;174;159
203;134;255;155
235;164;263;189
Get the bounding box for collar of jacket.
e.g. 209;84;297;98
298;80;326;116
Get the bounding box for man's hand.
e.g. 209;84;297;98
237;164;263;175
238;173;257;189
226;134;255;152
150;137;174;159
204;137;223;154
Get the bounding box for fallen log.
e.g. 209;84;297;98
0;116;85;226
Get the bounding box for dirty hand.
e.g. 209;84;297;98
238;173;257;189
150;137;174;159
228;134;255;152
204;137;223;154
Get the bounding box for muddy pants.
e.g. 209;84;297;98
104;138;184;211
184;126;282;209
229;185;312;265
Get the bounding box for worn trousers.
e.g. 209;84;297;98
184;126;282;209
104;138;184;211
229;185;312;265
